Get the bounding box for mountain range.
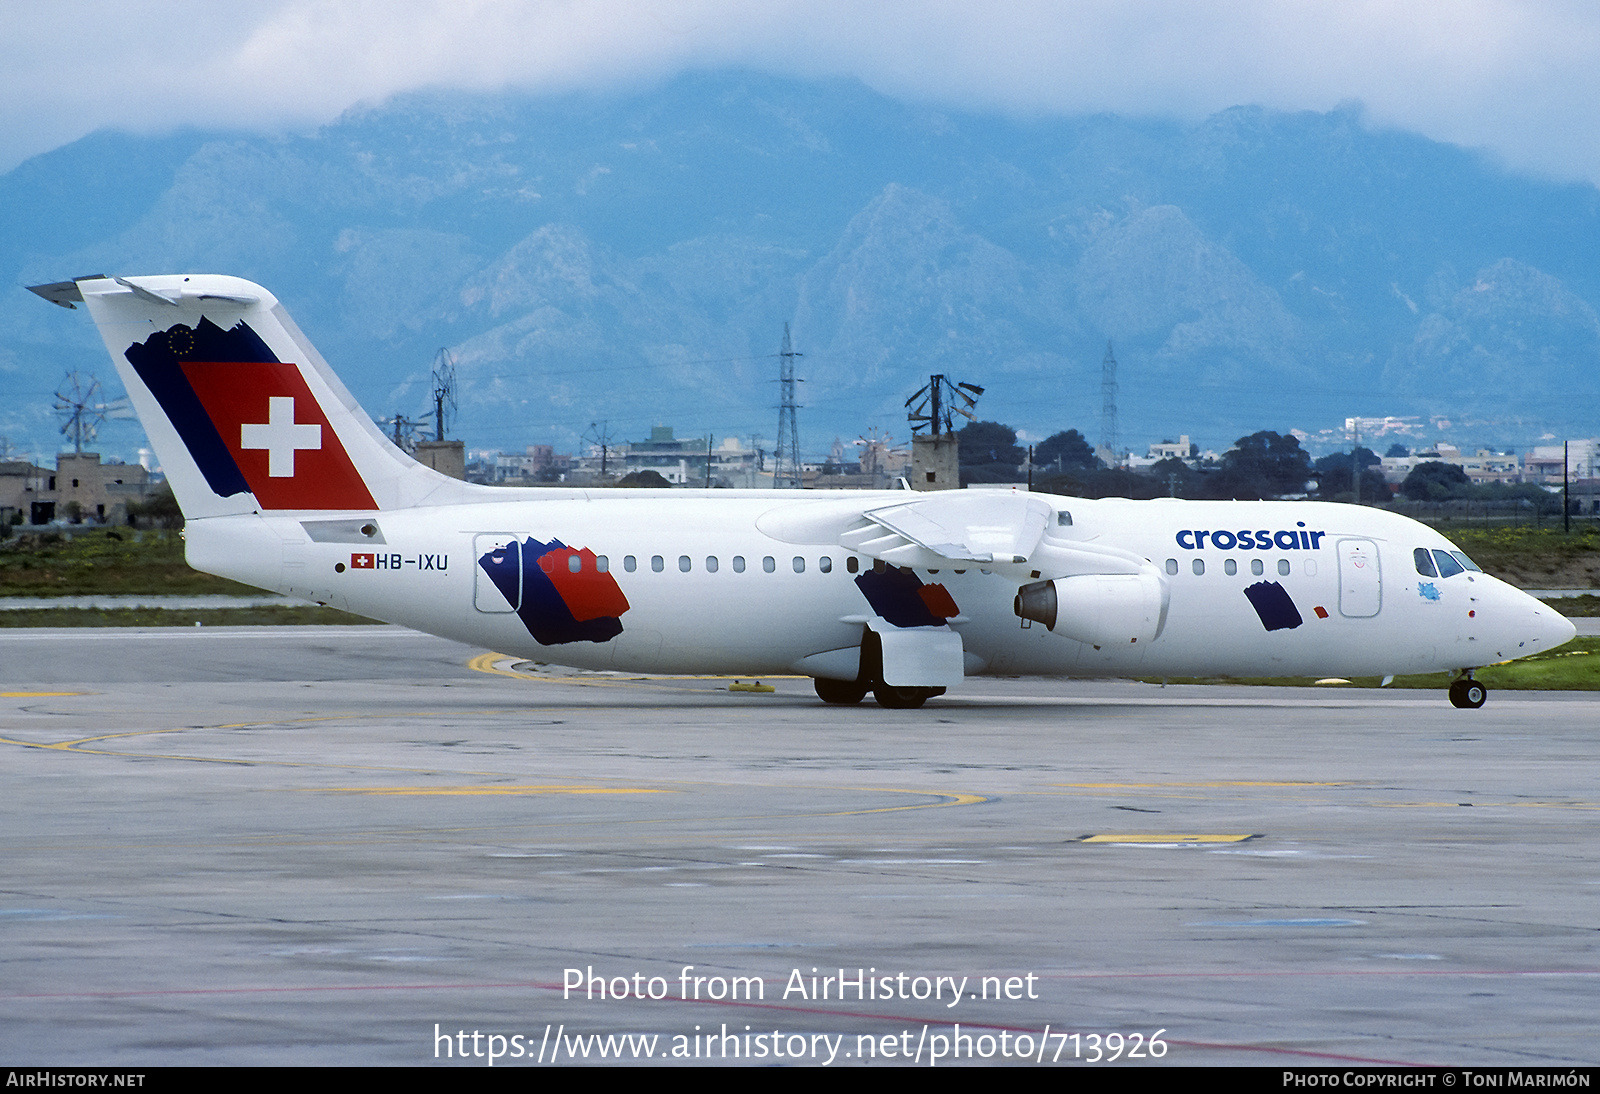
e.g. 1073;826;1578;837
4;71;1598;465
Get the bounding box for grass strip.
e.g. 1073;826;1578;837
0;606;384;627
1139;637;1600;691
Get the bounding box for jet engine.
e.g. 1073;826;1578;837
1014;569;1169;648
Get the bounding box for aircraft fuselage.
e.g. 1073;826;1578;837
186;492;1569;682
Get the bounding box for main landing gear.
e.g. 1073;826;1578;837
812;674;934;710
812;677;946;709
813;677;869;705
813;630;948;709
1448;674;1487;709
871;684;945;710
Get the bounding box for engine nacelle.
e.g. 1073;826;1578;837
1014;570;1169;648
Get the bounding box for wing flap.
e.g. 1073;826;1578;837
858;490;1053;564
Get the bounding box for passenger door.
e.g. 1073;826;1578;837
1337;537;1382;618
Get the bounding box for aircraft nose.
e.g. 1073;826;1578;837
1485;580;1577;660
1510;587;1576;652
1533;600;1578;648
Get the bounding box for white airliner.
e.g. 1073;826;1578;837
32;274;1575;709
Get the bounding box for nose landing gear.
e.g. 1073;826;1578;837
1448;674;1487;709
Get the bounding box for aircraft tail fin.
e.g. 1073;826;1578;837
33;275;474;518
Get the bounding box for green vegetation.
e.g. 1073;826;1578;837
0;526;384;625
1441;524;1600;589
958;420;1029;485
0;527;259;597
614;470;673;488
1538;594;1600;616
1141;637;1600;692
0;606;384;627
1312;446;1387;503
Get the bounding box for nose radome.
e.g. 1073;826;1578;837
1535;602;1578;648
1490;580;1576;655
1513;585;1577;650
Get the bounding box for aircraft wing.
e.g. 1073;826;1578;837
757;489;1155;579
844;491;1053;567
757;490;1063;567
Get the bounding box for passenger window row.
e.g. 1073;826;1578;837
538;551;1007;580
1165;557;1292;577
557;553;863;575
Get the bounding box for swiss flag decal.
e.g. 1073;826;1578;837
181;362;376;510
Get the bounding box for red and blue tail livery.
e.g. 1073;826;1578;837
125;318;376;510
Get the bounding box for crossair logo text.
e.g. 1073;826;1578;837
1176;523;1327;552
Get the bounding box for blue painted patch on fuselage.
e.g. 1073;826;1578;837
854;567;944;628
1417;581;1441;601
477;536;625;646
123;317;277;499
1243;581;1304;632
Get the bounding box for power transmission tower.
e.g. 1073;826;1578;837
385;413;426;455
431;348;457;441
1099;341;1119;466
773;324;803;489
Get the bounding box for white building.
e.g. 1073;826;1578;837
1380;444;1521;486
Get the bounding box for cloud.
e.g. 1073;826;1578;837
7;0;1600;184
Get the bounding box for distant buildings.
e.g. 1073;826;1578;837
479;425;920;490
1523;439;1600;485
0;453;155;526
487;444;573;485
467;425;1600;502
1380;444;1522;486
1123;435;1218;471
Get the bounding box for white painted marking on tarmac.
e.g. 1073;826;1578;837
1380;953;1443;960
1193;918;1365;927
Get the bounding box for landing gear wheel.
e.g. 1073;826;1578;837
872;685;944;710
814;677;869;705
1449;678;1487;709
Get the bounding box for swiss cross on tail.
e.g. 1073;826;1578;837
183;362;375;509
243;397;320;477
122;318;376;510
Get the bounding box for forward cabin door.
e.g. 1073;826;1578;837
1337;537;1382;618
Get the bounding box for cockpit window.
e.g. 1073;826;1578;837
1432;549;1465;579
1450;550;1482;573
1414;548;1438;577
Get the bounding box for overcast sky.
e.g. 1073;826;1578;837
5;0;1600;185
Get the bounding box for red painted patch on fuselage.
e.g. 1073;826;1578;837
917;583;960;619
543;547;631;622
